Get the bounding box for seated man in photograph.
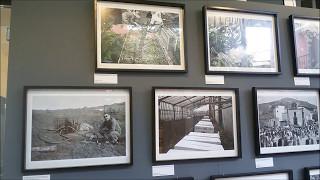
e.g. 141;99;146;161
99;113;122;144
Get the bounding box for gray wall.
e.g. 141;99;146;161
0;96;5;179
3;0;320;180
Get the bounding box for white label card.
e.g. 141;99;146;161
294;77;310;86
23;175;50;180
152;165;175;177
205;75;225;85
255;157;274;168
284;0;296;6
94;73;118;84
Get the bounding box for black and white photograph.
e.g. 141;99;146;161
305;167;320;180
96;1;185;72
291;15;320;76
211;170;293;180
254;88;320;155
204;7;280;74
24;87;132;170
153;88;240;162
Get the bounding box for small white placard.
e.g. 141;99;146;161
205;75;225;85
152;165;175;177
284;0;296;6
255;157;274;168
23;175;50;180
294;77;310;86
94;73;118;84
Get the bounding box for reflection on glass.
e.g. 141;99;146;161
246;27;272;67
294;18;320;71
206;10;279;73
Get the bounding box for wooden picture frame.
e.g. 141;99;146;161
24;86;132;170
153;87;241;162
305;166;320;180
253;87;320;156
95;0;187;72
290;15;320;76
203;6;281;75
211;170;293;180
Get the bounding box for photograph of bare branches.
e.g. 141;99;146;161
154;88;240;161
96;1;185;71
291;16;320;75
205;8;279;74
24;87;131;170
254;88;320;155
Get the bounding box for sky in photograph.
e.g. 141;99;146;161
258;95;318;106
32;96;126;110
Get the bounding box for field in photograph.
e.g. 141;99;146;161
31;103;126;161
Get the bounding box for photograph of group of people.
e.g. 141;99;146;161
256;89;320;155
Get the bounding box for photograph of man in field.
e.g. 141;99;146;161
31;95;126;161
25;88;131;169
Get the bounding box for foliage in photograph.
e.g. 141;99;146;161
100;6;181;65
208;15;275;68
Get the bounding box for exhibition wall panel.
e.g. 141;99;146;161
3;0;319;179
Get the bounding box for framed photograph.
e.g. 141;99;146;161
290;15;320;76
24;86;132;170
160;177;194;180
211;170;293;180
203;7;281;74
153;87;241;162
305;167;320;180
253;87;320;156
95;0;186;72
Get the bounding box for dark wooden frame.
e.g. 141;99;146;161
94;0;187;73
203;6;281;75
289;15;320;76
253;87;320;157
23;86;133;171
211;170;293;180
152;87;242;163
305;166;320;180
